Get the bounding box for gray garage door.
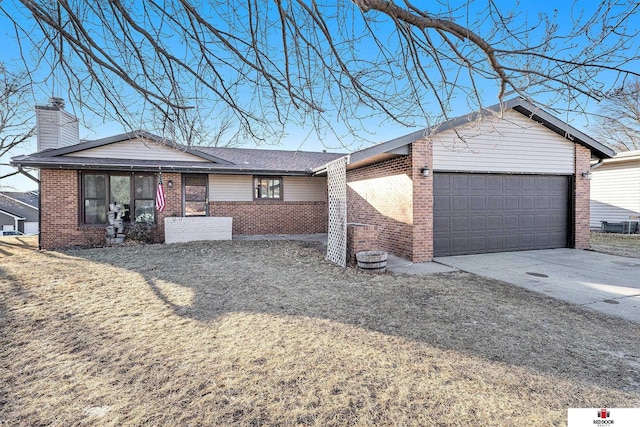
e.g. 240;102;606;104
433;173;570;256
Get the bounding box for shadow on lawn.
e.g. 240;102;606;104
64;239;640;397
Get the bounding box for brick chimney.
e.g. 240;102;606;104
35;97;79;151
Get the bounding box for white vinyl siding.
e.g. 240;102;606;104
590;162;640;228
208;175;326;202
209;175;253;201
432;111;575;174
66;138;208;162
283;177;326;202
36;108;79;151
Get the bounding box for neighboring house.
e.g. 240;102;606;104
0;191;39;235
11;97;614;261
590;150;640;229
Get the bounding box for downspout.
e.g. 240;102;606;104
18;166;41;250
590;158;604;171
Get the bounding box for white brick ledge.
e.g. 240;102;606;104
164;217;232;244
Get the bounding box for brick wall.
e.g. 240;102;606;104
39;169;182;249
411;140;433;262
346;154;415;260
151;172;182;243
574;145;591;249
209;201;327;235
345;141;434;262
346;223;379;266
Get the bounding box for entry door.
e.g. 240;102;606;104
183;174;209;216
433;173;570;256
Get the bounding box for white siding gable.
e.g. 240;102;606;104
432;110;575;174
66;137;208;162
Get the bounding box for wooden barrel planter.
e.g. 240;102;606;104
356;250;388;273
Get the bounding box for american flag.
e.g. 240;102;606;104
156;174;166;212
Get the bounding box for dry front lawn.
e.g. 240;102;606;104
590;231;640;258
1;236;639;426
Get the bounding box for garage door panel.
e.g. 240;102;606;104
520;214;535;229
452;236;469;253
470;216;486;230
520;195;535;209
550;195;566;209
505;196;519;209
520;233;536;248
453;175;468;189
434;238;450;255
487;235;503;250
434;173;569;256
487;216;502;230
505;215;519;229
434;195;451;211
469;236;486;252
504;235;520;248
470;175;486;190
433;216;450;232
452;196;467;210
537;233;550;246
452;217;469;231
551;213;566;227
536;195;550;209
536;215;550;228
488;196;503;210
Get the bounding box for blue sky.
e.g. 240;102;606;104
1;1;640;191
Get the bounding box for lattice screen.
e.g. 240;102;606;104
326;156;348;267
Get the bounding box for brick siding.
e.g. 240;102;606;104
210;201;327;235
40;169;325;249
345;140;433;262
410;140;433;262
574;145;591;249
39;170;181;249
346;223;379;266
346;152;417;260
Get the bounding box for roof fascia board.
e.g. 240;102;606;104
348;129;423;165
8;159;314;176
0;209;26;219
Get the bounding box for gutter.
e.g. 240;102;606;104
12;160;316;177
590;159;605;171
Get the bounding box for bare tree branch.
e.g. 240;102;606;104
0;0;638;148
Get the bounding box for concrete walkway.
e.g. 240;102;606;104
434;249;640;323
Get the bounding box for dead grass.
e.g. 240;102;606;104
590;231;640;258
1;236;639;426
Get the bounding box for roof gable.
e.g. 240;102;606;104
65;137;210;163
31;131;232;164
348;98;615;168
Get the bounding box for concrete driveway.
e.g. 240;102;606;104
434;249;640;323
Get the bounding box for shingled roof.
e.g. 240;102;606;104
196;147;345;172
0;192;39;222
11;131;346;175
